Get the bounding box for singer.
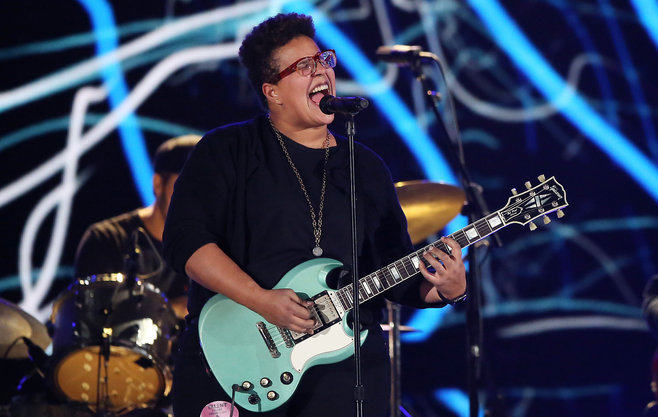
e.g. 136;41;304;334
163;12;466;417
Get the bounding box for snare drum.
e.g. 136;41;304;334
49;274;178;414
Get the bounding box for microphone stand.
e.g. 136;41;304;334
345;112;364;417
403;54;500;417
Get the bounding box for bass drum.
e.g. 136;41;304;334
49;274;178;414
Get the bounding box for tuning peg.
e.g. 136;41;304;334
529;221;537;231
543;215;551;224
557;209;565;218
511;188;518;195
538;174;546;182
525;181;532;190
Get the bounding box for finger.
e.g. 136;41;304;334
290;316;316;334
423;249;447;272
441;237;462;258
427;248;449;266
418;258;441;285
284;288;307;305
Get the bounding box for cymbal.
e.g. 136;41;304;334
0;298;51;359
395;180;465;244
380;324;419;333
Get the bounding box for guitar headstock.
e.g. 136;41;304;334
499;175;568;230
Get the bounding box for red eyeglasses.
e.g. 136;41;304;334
274;49;337;82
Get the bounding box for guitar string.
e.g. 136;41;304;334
263;303;326;347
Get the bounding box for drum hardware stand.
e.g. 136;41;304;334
387;301;403;417
378;46;503;417
92;320;114;416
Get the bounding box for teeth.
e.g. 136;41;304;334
311;85;329;94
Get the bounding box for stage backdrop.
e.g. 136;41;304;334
1;1;656;416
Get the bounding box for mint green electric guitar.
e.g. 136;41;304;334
198;176;568;412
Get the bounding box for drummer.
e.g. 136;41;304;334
74;135;200;319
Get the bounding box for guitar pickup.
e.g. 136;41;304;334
256;321;280;358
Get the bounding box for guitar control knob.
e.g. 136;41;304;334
267;391;279;401
280;372;293;385
260;378;272;387
248;394;260;405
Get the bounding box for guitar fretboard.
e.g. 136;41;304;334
334;211;507;311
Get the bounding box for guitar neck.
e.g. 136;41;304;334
333;175;568;312
335;210;506;311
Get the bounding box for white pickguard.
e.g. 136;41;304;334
289;322;353;372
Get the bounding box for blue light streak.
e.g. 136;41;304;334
630;0;658;52
554;4;617;125
77;0;153;205
435;388;484;417
467;0;658;203
598;0;658;160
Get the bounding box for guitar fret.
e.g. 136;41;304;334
376;270;392;289
361;279;372;298
370;275;382;293
475;219;492;237
486;212;503;230
336;289;346;310
381;268;396;287
363;276;373;296
388;265;403;282
347;288;355;307
340;287;352;309
366;275;379;296
399;258;415;277
450;230;468;248
393;260;408;279
371;274;383;292
462;225;480;243
409;254;421;271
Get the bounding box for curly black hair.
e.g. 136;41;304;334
238;13;315;107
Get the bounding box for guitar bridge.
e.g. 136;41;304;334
256;321;280;358
277;326;294;348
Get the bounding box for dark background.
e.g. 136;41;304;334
1;1;656;416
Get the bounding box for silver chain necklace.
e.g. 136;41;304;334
268;116;331;257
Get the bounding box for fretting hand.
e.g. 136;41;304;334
418;237;467;301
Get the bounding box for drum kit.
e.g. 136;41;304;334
0;181;464;417
1;274;180;417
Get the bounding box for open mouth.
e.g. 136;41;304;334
309;84;330;105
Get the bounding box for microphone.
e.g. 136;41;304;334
319;95;369;115
375;45;438;65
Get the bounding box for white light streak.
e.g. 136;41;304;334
12;43;239;319
0;1;268;112
498;315;648;338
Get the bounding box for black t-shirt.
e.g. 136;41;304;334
164;114;427;319
75;210;188;299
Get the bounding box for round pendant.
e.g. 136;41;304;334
312;246;323;257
